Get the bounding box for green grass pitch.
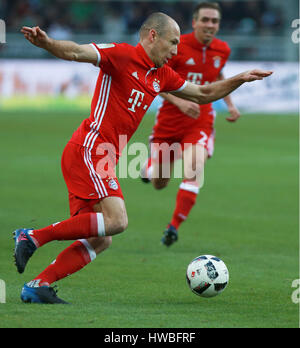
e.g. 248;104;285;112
0;109;298;328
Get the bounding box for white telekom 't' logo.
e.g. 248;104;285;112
187;72;203;85
128;89;145;112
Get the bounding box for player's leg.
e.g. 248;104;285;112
20;197;127;303
142;139;179;190
162;142;208;246
161;144;207;246
14;196;127;277
141;155;172;189
22;196;126;244
151;160;174;190
170;143;207;228
28;199;122;286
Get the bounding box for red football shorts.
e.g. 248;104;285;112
150;127;215;164
67;192;99;217
61;142;124;216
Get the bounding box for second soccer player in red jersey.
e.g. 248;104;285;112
14;12;271;303
142;3;242;246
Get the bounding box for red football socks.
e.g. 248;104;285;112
32;239;96;286
170;180;199;230
30;212;105;248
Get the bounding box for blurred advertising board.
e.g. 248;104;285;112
0;60;298;113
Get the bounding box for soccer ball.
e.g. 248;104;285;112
186;255;229;298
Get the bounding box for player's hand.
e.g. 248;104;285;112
226;105;241;122
177;100;200;119
21;26;50;48
241;69;273;82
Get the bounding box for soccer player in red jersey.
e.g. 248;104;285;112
142;3;242;246
15;12;272;303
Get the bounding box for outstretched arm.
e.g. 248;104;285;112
21;26;98;65
171;70;273;105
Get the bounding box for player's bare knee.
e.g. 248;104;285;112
85;236;112;254
93;236;112;253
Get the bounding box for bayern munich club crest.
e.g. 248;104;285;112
107;178;119;191
153;78;161;93
213;56;221;68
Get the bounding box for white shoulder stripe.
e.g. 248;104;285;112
90;43;101;67
172;81;188;93
83;74;110;148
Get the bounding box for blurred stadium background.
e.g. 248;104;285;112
0;0;298;112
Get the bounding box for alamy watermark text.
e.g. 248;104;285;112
0;19;6;44
0;279;6;303
291;19;300;44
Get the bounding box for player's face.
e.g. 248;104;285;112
192;8;220;44
151;25;180;67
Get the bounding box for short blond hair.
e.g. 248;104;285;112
139;12;173;38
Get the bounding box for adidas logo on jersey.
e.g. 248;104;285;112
132;71;139;80
185;58;196;65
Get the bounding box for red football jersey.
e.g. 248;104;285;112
69;43;187;158
152;32;231;139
